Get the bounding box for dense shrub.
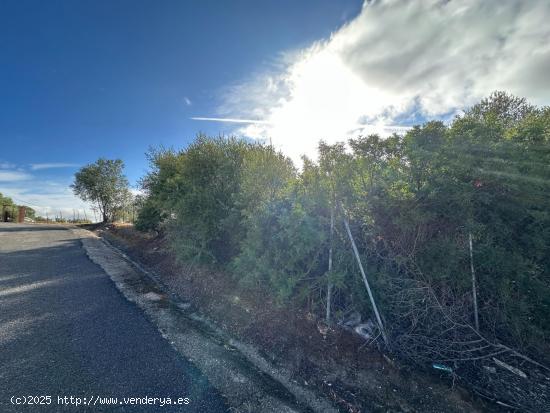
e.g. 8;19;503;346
137;93;550;366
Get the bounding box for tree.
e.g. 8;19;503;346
0;192;16;221
0;192;34;222
135;147;186;231
25;207;36;219
72;158;130;223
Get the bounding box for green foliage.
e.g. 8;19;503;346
134;197;161;231
25;207;35;219
231;190;327;302
136;93;550;360
237;144;296;218
0;192;17;221
137;136;296;265
72;158;131;223
0;192;35;221
167;136;250;263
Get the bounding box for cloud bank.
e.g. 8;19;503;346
210;0;550;163
0;170;33;182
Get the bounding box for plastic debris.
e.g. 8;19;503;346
354;320;376;340
432;363;453;373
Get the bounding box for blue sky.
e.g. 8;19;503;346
0;0;361;216
1;0;549;218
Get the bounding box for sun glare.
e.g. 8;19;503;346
251;45;399;163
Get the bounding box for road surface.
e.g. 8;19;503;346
0;223;229;412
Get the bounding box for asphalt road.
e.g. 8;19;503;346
0;223;229;412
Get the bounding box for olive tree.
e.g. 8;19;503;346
72;158;130;223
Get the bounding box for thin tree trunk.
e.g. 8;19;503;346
326;206;334;324
101;202;108;223
469;232;480;332
343;214;389;346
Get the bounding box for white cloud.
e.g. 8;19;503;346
191;117;271;125
207;0;550;164
0;170;32;182
30;163;80;171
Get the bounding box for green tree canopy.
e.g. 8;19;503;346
72;158;130;223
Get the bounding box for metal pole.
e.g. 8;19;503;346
469;232;480;331
326;206;334;324
343;215;389;346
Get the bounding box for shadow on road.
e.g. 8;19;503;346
0;228;230;413
0;224;69;232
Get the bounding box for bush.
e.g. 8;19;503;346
136;93;550;365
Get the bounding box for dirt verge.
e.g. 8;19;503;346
88;224;499;413
75;227;339;413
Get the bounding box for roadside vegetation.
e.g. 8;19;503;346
67;92;547;409
0;192;35;221
129;92;550;410
72;158;133;223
